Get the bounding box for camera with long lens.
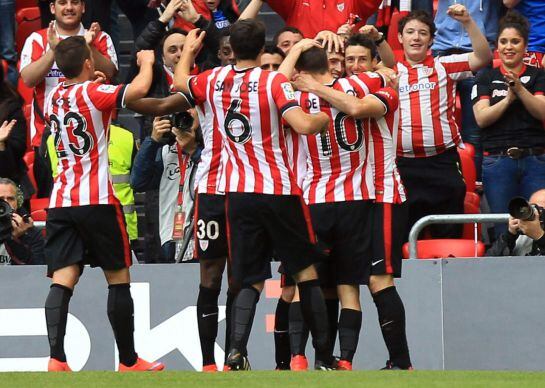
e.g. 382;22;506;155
0;199;14;244
160;112;195;146
508;196;545;228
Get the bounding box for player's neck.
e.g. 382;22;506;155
312;72;334;85
234;59;260;70
64;72;92;86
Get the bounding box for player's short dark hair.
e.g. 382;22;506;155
273;26;303;47
398;10;436;37
229;19;266;60
498;10;529;44
160;27;188;50
50;0;85;3
263;44;286;58
54;36;91;79
345;34;378;59
295;47;328;74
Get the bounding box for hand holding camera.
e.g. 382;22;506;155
508;197;545;240
11;213;33;239
152;112;195;146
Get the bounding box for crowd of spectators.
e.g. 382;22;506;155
1;0;545;265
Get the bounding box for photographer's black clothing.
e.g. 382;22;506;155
1;225;45;265
486;231;545;257
472;65;545;153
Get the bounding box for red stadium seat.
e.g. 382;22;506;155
23;104;32;150
16;7;41;53
30;198;49;213
462;192;482;240
30;209;47;222
387;12;403;52
458;146;477;192
16;0;37;11
402;239;485;259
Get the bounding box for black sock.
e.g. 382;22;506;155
288;301;309;356
224;289;237;362
229;287;259;356
326;298;339;355
338;308;362;362
297;280;331;364
197;285;221;366
274;298;291;369
45;284;72;362
107;283;138;367
373;286;412;369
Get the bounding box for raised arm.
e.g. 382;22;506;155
358;25;396;68
447;4;492;71
20;22;58;88
173;29;206;94
277;39;321;78
124;50;155;103
85;23;117;80
294;73;386;119
127;93;191;116
238;0;264;20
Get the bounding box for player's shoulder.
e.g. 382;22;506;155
25;29;48;46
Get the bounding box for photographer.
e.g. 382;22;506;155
130;111;202;263
0;178;45;265
487;189;545;256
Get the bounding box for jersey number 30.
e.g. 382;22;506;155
51;112;94;159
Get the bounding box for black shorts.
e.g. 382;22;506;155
226;193;325;287
45;204;132;276
279;259;336;289
310;200;373;285
370;202;407;278
194;194;229;260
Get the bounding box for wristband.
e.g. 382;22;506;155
375;33;385;45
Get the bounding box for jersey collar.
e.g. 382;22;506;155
399;53;434;69
499;63;527;77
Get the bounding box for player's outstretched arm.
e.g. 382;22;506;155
294;73;386;119
238;0;263;20
283;107;330;135
127;93;191;116
173;29;206;94
124;50;155;103
448;4;492;71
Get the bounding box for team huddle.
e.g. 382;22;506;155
42;17;414;372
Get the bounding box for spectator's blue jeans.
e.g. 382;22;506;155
482;154;545;236
0;0;17;85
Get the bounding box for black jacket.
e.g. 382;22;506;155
3;209;45;265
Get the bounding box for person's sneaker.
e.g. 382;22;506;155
314;359;336;371
337;360;352;371
381;360;413;370
118;357;165;372
225;349;251;371
290;355;308;371
48;358;72;372
202;364;218;373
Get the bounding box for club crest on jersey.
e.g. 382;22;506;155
421;66;434;77
97;84;117;93
281;82;295;100
337;2;345;11
199;239;209;251
520;76;530;84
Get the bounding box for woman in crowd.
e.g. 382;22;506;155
473;11;545;236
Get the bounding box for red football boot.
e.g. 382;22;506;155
118;357;165;372
290;355;308;371
47;358;72;372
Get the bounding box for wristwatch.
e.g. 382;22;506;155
375;33;385;45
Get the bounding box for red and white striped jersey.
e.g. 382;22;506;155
188;65;301;195
396;54;472;158
45;81;127;208
297;74;382;204
364;87;406;204
19;24;117;148
284;126;307;188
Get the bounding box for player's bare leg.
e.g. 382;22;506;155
369;274;412;370
103;268;164;372
336;284;362;371
45;264;81;371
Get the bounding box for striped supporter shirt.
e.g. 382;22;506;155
19;24;117;148
396;53;472;158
